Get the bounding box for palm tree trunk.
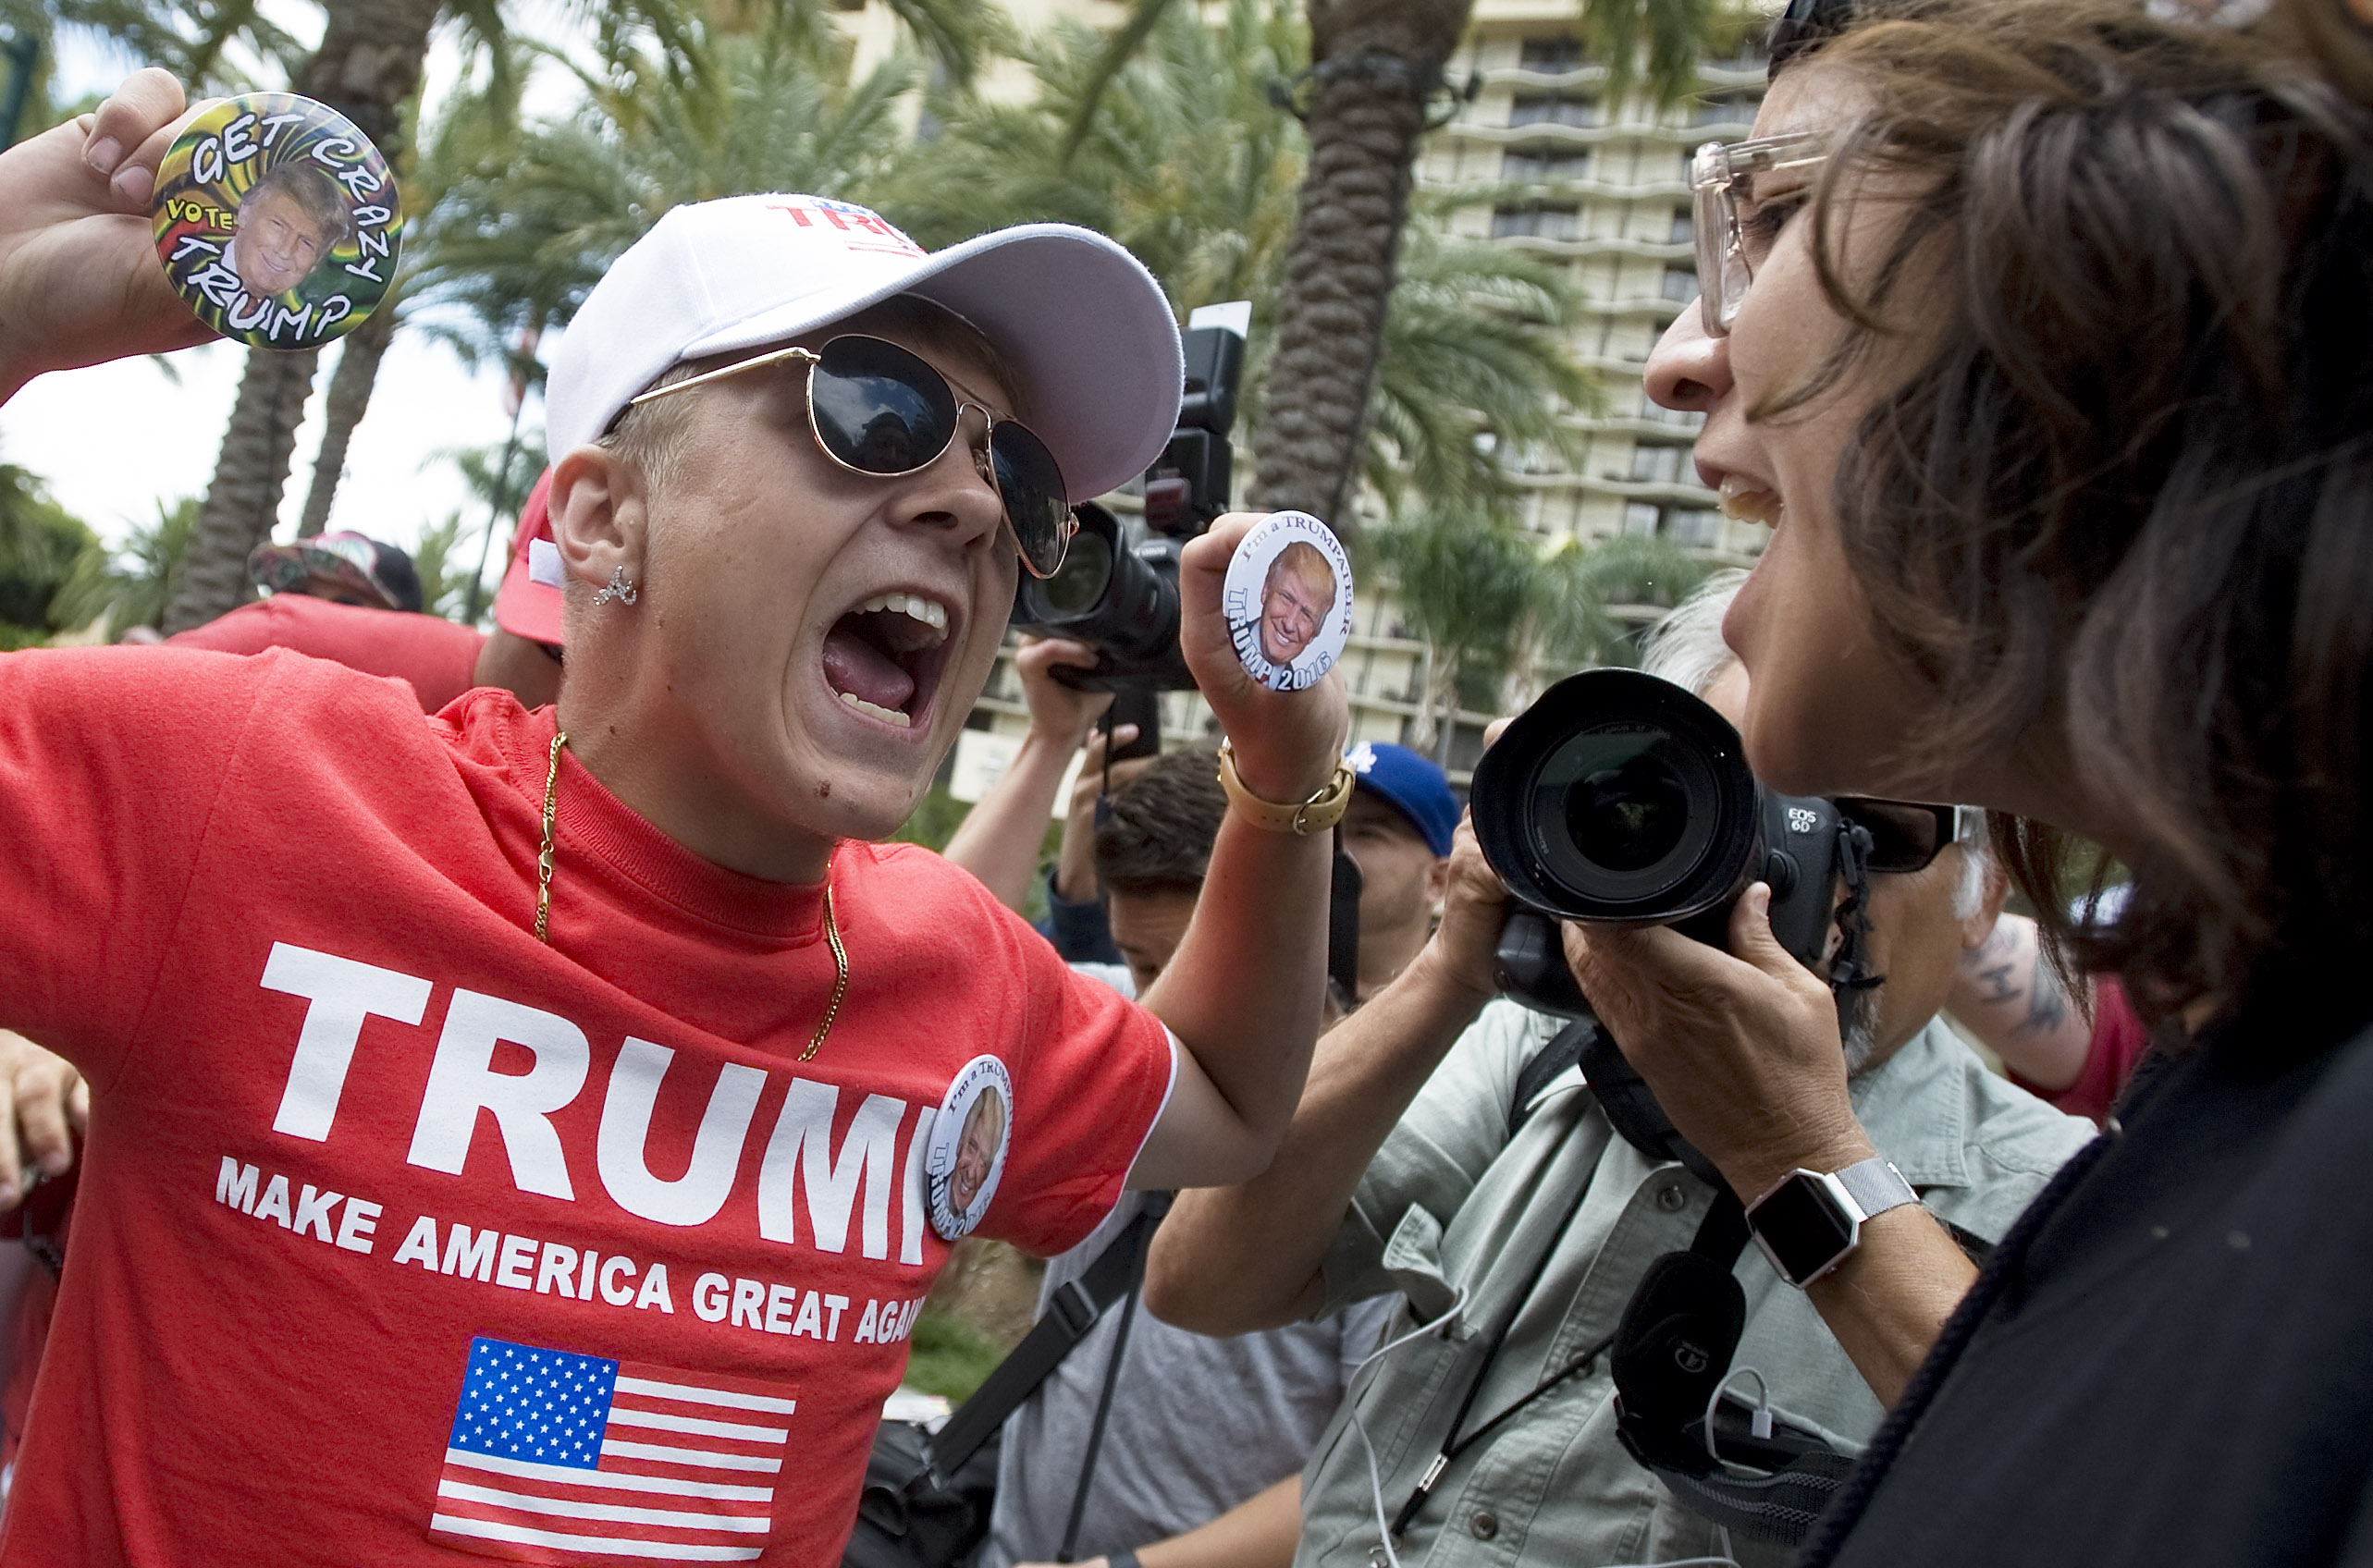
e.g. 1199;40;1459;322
1432;667;1458;767
1248;0;1471;535
162;347;319;632
297;302;399;537
166;0;443;630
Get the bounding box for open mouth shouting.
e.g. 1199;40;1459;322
821;590;955;732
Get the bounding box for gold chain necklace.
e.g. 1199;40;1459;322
535;729;850;1060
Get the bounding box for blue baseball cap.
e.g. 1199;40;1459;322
1345;741;1458;857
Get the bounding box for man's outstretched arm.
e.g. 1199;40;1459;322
1144;822;1507;1328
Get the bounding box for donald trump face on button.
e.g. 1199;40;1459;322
1258;542;1334;668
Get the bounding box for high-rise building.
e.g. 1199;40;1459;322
1434;7;1767;562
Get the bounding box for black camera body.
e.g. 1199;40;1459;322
1469;668;1845;1018
1010;310;1248;693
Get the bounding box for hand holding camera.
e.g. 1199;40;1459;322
1468;668;1875;1199
1014;635;1117;752
1408;814;1510;1009
1560;891;1874;1203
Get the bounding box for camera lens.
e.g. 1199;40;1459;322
1034;527;1113;619
1563;739;1691;873
1530;724;1719;900
1471;669;1760;925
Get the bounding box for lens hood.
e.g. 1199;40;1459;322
1011;503;1194;689
1471;668;1761;925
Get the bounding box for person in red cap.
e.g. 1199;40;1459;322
0;70;1348;1568
163;483;566;714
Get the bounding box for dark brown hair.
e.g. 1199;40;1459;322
1788;0;2373;1030
1093;748;1227;898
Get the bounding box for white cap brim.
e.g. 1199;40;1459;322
549;205;1183;501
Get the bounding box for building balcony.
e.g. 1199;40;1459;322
1422;169;1693;202
1437;116;1749;151
1581;408;1708;439
1503;468;1715;506
1469;59;1771;93
1487;232;1694;263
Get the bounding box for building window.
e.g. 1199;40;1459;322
1661;265;1699;302
1509;92;1598;129
1518;36;1586;71
1629;442;1690;484
1669;208;1694;244
1624;501;1721;547
1491;203;1582;240
1692;92;1759;128
1504;146;1592;182
1666;508;1721;547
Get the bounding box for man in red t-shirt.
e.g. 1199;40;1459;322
0;73;1349;1567
166;475;569;715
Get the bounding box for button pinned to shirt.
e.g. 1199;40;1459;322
1469;1509;1500;1540
1654;1182;1688;1213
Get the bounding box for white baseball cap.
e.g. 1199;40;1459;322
545;194;1185;500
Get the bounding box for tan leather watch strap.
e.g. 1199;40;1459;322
1214;739;1356;836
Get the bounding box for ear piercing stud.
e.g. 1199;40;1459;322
593;567;638;606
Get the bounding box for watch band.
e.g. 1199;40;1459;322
1746;1157;1920;1288
1831;1156;1918;1222
1214;739;1356;836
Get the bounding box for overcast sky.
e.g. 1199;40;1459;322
0;5;577;589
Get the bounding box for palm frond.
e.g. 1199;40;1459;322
49;496;198;637
1055;0;1179;168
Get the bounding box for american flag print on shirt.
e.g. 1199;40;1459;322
428;1336;795;1562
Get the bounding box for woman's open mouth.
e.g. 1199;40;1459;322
1717;474;1784;528
820;591;953;731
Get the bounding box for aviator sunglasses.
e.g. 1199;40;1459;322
628;334;1077;579
1834;797;1986;875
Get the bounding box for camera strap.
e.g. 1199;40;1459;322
1510;1020;1861;1546
1384;1171;1606;1540
1827;820;1883;998
926;1193;1171;1480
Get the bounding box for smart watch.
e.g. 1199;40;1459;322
1744;1157;1920;1287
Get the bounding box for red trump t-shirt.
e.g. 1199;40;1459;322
0;645;1174;1565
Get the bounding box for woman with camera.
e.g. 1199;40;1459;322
1579;0;2373;1562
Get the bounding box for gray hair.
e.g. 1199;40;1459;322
1637;569;1749;699
1950;821;1994;922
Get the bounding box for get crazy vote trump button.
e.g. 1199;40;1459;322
151;92;403;351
